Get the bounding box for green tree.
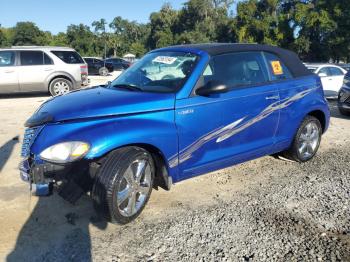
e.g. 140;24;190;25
0;25;6;47
148;3;178;48
12;22;48;46
50;32;68;46
66;24;97;56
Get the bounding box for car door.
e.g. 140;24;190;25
93;59;104;73
18;51;54;92
318;67;333;96
112;59;123;70
0;50;19;93
84;58;95;74
329;67;346;94
263;52;310;151
175;51;280;179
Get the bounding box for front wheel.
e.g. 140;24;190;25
283;116;322;162
92;147;155;224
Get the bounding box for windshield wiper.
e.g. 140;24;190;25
112;83;143;92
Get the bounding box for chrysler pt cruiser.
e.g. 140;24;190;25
20;44;330;224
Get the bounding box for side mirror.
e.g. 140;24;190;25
318;73;327;78
196;80;229;96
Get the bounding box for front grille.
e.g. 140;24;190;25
21;126;42;158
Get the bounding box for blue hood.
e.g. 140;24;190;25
26;86;175;126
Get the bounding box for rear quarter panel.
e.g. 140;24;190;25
274;75;330;152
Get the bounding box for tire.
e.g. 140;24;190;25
92;147;155;224
99;67;109;76
283;116;322;162
49;78;73;96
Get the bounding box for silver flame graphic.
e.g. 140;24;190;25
169;89;314;168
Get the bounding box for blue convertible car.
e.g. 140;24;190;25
20;44;330;224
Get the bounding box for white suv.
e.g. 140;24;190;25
0;46;88;96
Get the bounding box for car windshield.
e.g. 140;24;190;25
110;51;199;93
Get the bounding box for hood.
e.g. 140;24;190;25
26;86;175;127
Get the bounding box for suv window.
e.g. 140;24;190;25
264;52;293;81
51;51;84;64
0;51;15;67
202;52;269;90
318;67;332;76
329;67;344;76
20;51;47;66
44;53;53;65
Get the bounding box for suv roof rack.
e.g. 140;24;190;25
10;46;73;49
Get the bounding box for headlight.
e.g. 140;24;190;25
40;142;90;163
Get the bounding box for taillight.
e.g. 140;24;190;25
80;65;88;74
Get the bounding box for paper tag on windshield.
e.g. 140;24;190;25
153;56;177;64
271;61;283;75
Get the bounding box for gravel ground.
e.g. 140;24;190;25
0;92;349;261
54;147;349;262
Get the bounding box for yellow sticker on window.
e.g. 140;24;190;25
271;61;283;75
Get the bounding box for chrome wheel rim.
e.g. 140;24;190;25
117;159;152;217
53;81;70;95
298;122;320;159
101;68;108;76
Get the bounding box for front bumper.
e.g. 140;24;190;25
19;157;93;201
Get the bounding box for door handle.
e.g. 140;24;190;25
44;68;53;71
265;95;279;100
5;70;14;73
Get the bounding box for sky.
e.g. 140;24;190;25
1;0;187;34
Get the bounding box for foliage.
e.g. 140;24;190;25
0;0;349;62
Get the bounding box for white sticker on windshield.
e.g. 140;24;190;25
153;56;177;65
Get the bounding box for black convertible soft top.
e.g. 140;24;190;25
163;43;311;78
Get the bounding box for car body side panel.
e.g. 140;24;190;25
0;65;19;93
44;71;79;90
274;75;330;152
30;110;180;181
174;83;280;180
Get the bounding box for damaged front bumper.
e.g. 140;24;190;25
19;157;95;202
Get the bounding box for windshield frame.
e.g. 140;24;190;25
110;50;201;94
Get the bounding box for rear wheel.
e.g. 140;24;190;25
92;147;154;224
99;67;109;76
283;116;322;162
49;78;73;96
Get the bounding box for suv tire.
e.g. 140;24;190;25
283;116;322;162
92;147;155;224
49;78;73;96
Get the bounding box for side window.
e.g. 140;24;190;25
0;51;15;67
20;51;44;66
202;52;269;90
329;67;344;76
43;53;53;65
264;52;293;81
318;67;331;76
